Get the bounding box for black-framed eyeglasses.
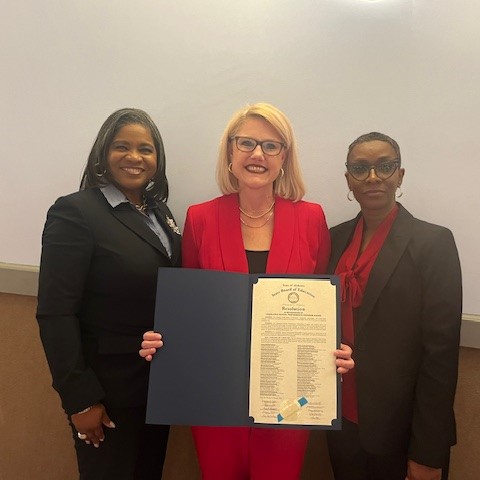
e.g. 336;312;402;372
346;160;400;181
231;136;285;156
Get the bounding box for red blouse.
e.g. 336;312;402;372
335;205;398;423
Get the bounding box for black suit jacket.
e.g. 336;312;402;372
328;204;462;468
37;188;181;415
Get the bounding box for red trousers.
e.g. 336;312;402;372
191;426;309;480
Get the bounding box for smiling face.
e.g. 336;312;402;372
229;117;285;196
346;140;404;216
107;124;157;204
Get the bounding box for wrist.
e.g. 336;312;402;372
74;405;94;415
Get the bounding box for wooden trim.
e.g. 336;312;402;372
1;262;479;348
0;263;39;297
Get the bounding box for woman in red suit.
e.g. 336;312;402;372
141;103;353;479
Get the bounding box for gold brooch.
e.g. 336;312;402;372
166;216;181;235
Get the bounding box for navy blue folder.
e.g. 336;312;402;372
146;268;341;429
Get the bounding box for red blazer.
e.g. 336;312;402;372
182;194;330;274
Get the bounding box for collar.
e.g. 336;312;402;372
100;184;131;208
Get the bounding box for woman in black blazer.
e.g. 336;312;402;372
37;108;181;479
326;132;462;480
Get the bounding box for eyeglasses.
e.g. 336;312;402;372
346;160;400;181
231;136;285;156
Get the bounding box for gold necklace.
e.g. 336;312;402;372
239;201;275;219
134;197;148;214
240;210;274;228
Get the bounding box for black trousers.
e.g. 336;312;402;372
326;418;450;480
70;405;169;480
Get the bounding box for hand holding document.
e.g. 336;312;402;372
146;269;341;429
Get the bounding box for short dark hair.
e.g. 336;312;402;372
80;108;169;201
347;132;401;166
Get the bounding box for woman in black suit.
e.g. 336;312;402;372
326;132;462;480
37;108;181;479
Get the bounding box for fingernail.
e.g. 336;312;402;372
94;443;99;448
85;441;91;445
109;421;116;428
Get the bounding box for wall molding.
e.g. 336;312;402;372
1;262;479;348
0;262;39;297
460;314;480;349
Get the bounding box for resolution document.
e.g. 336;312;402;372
249;277;338;426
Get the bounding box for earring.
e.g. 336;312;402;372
278;168;285;179
145;179;155;191
94;162;105;178
228;163;233;173
347;190;354;202
396;186;403;198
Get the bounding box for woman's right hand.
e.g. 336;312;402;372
72;403;115;448
139;331;164;361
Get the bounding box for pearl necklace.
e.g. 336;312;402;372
238;201;275;219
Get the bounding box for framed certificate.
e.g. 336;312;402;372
146;268;341;429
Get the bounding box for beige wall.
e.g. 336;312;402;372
1;291;478;479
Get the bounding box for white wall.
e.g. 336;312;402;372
1;0;479;314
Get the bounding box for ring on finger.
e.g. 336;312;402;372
77;432;88;440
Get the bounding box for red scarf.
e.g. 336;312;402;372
336;206;398;423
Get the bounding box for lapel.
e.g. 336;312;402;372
355;204;414;335
112;202;172;262
267;197;295;274
328;214;361;274
152;201;182;266
218;195;249;273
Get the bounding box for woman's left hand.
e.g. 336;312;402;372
334;343;354;374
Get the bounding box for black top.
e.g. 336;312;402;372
246;250;269;274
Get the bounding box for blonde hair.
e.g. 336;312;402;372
216;103;306;201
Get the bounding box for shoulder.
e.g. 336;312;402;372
52;188;104;210
295;201;328;231
280;198;326;220
388;206;461;276
397;205;456;247
329;215;359;239
186;195;231;218
396;208;461;293
42;190;105;241
407;215;452;237
407;219;458;264
291;199;324;214
45;189;110;231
